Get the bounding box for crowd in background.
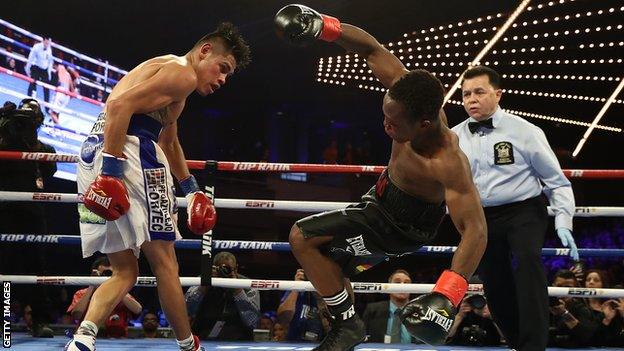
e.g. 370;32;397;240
6;245;624;346
1;29;114;109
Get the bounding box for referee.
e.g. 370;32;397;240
25;37;53;104
451;66;578;351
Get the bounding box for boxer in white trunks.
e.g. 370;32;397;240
49;63;73;124
66;22;250;351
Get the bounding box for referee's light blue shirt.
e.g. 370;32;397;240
451;106;574;230
25;42;53;75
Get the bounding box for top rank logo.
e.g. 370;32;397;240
232;163;291;171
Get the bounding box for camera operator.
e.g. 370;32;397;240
0;98;57;337
67;256;143;338
548;269;598;348
185;251;260;341
448;295;504;346
277;268;329;342
0;98;56;234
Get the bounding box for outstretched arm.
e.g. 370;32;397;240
439;152;487;278
335;24;407;88
274;4;407;88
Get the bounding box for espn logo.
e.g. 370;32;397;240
32;193;62;201
352;282;383;291
245;201;275;208
250;280;280;289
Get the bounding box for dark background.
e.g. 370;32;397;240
1;0;622;313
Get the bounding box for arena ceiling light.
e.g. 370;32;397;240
572;77;624;157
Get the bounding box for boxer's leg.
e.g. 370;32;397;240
142;240;197;350
66;249;138;351
81;249;138;327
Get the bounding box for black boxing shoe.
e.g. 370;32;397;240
313;315;366;351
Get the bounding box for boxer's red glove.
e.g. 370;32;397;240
180;175;217;235
399;270;468;345
83;153;129;221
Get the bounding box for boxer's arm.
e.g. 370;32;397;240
104;63;195;158
69;287;94;320
439;152;487;279
158;121;191;182
336;24;408;88
122;294;143;315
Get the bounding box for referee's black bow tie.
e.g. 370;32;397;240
468;118;494;134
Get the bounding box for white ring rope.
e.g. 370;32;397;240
0;18;128;75
2;275;623;299
0;191;622;217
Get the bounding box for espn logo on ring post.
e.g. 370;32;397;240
3;281;11;348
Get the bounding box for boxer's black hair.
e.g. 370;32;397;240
462;65;501;89
194;22;251;70
388;69;444;122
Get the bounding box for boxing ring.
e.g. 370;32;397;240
1;151;624;350
7;333;624;351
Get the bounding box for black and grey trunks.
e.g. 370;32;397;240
296;169;446;277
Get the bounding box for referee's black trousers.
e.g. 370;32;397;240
27;65;51;102
480;196;549;351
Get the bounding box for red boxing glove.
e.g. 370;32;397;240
83;175;130;221
432;270;468;307
186;192;217;235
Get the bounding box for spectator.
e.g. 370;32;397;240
342;142;354;164
448;295;504;346
361;269;415;344
3;46;12;67
585;270;624;346
258;312;275;337
272;322;287;342
3;46;23;72
21;304;33;329
8;301;22;324
548;269;598;347
49;63;74;123
185;251;260;341
67;256;143;338
25;37;54;105
7;57;16;71
142;311;165;338
277;269;329;343
96;89;105;102
322;140;338;164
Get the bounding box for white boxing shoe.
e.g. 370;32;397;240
64;334;95;351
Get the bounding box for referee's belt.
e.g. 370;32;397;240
482;195;545;214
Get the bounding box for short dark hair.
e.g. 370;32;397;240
193;22;251;70
214;251;236;266
462;66;501;89
388;269;411;282
553;269;576;282
91;256;110;270
388;69;444;122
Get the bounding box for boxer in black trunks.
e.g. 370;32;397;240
275;5;487;350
